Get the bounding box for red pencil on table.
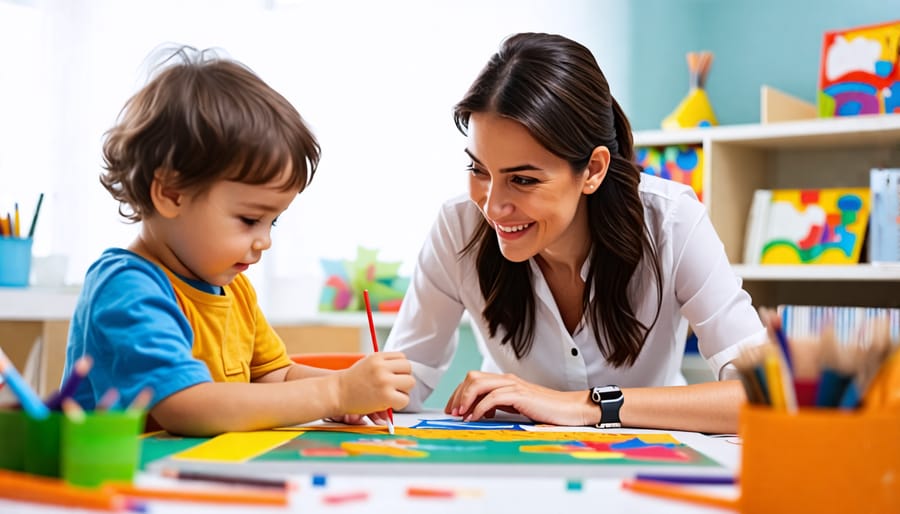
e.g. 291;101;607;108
363;289;394;435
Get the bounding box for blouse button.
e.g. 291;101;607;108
571;348;579;357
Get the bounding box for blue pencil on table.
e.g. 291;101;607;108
635;473;736;485
0;349;49;419
45;355;93;410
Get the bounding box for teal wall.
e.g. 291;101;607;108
627;0;899;130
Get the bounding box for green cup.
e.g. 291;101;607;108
25;411;63;477
61;410;145;488
0;408;26;471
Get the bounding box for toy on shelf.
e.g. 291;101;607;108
662;51;718;129
318;246;408;313
818;20;900;117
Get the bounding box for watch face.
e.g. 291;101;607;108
591;386;622;403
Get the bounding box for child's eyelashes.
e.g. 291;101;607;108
239;216;279;227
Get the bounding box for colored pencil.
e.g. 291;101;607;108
363;289;394;435
45;354;93;410
13;203;20;237
61;397;86;423
322;490;370;504
127;387;154;412
0;469;125;511
0;349;49;420
27;192;44;238
106;483;289;506
406;486;456;498
621;479;738;510
634;473;736;485
97;387;120;411
160;467;298;490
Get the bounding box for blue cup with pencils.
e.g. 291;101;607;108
0;237;33;287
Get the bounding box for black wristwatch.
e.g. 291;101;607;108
590;385;624;429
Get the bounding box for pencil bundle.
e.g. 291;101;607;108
0;193;43;238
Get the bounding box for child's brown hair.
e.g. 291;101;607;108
101;46;320;222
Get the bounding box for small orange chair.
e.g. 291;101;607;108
290;352;365;370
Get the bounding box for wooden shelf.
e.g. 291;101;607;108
0;286;80;320
734;264;900;282
635;114;900;308
633;113;900;149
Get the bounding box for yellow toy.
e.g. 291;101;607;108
662;51;718;129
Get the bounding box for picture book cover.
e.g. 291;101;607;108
818;20;900;116
869;168;900;263
743;188;870;265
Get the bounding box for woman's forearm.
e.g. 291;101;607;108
618;381;746;433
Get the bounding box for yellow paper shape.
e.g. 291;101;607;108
341;441;429;458
662;88;718;129
173;431;299;462
282;425;680;444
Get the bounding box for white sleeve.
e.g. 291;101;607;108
384;203;467;410
670;193;767;379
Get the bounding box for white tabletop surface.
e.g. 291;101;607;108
0;412;742;513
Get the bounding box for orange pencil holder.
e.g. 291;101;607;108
739;405;900;514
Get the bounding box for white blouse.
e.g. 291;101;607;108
384;174;766;410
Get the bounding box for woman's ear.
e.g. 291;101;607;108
150;168;184;219
583;145;611;194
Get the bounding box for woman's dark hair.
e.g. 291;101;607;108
101;45;320;222
454;32;662;367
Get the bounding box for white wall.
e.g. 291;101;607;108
0;0;628;317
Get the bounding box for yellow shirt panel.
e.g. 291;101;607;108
161;269;291;382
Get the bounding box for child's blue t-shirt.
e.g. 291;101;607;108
63;248;212;410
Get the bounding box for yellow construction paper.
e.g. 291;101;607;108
173;431;300;463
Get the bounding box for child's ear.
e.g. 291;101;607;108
583;145;610;194
150;168;184;218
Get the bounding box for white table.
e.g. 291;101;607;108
0;412;741;513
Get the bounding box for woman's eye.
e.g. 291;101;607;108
240;217;258;226
512;176;537;186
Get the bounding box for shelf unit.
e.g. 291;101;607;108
634;113;900;308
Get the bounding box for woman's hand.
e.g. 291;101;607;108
444;371;596;426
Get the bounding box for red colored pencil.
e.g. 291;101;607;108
363;289;394;434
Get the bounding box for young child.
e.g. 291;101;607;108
61;46;414;436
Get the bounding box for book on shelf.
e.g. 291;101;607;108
635;144;704;202
869;168;900;264
779;304;900;345
742;187;870;265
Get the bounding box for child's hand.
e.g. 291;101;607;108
326;409;393;426
336;352;413;415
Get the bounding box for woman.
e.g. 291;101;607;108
384;32;765;434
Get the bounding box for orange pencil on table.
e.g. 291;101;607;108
0;469;125;511
621;479;738;510
363;289;394;435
